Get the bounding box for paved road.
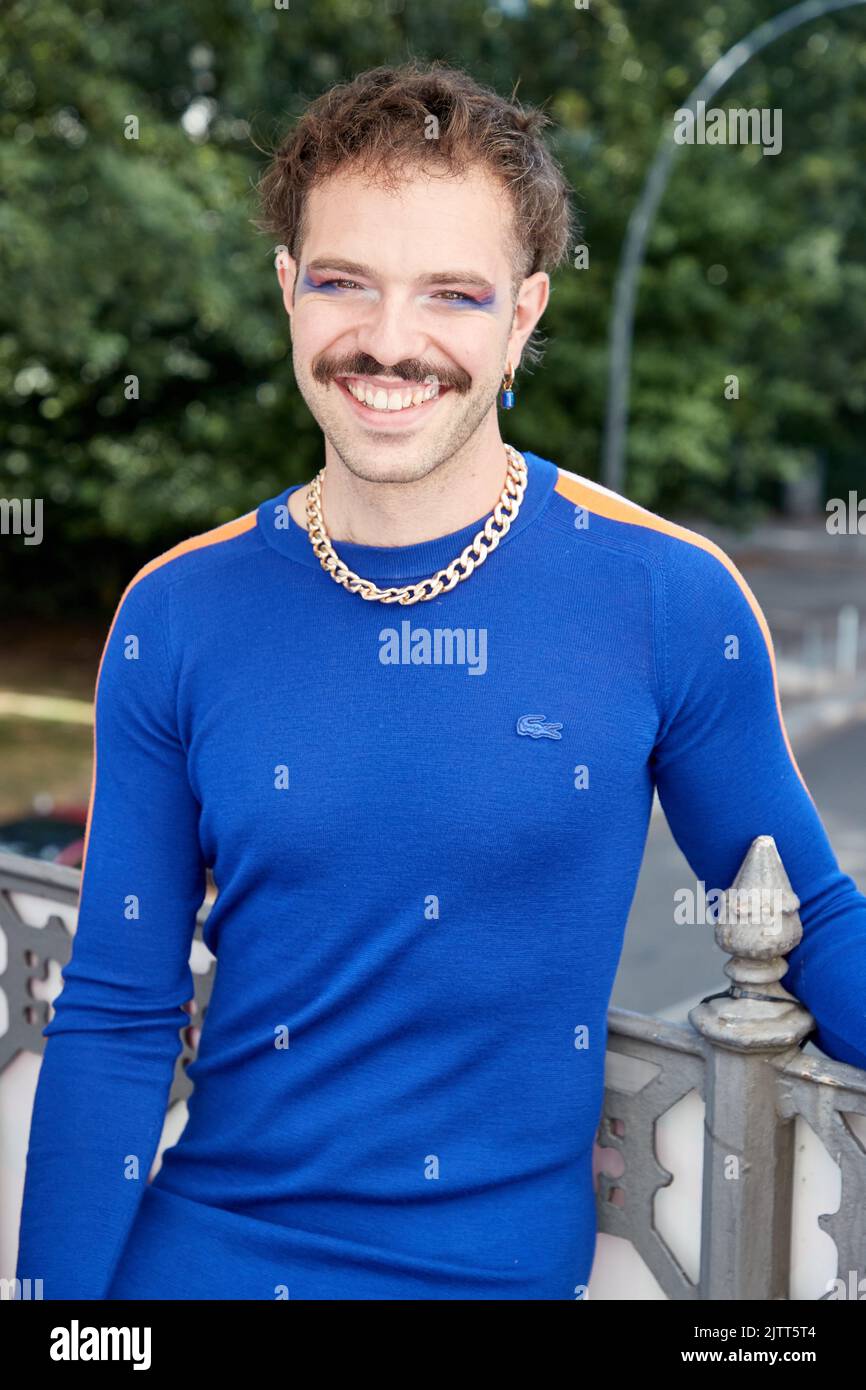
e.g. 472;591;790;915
696;515;866;676
613;713;866;1017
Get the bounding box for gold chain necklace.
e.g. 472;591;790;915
304;444;528;605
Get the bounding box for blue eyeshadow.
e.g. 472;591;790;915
444;291;497;312
299;272;345;295
298;271;498;310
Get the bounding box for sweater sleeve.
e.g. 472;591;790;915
649;537;866;1071
15;566;207;1299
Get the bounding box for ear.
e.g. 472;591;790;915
505;271;550;372
275;246;298;326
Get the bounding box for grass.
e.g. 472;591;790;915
0;619;102;820
0;717;94;820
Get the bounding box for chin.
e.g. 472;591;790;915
307;381;494;484
312;412;446;483
336;449;443;486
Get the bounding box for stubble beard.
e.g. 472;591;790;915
292;355;505;487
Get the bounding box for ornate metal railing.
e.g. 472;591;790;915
597;837;866;1299
3;836;865;1299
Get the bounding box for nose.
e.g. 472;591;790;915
353;291;427;370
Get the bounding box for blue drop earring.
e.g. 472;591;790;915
500;362;515;410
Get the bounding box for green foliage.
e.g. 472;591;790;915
2;0;865;614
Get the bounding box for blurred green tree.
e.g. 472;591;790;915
1;0;864;616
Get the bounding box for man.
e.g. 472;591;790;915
16;60;866;1301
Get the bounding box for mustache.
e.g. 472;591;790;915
312;353;472;393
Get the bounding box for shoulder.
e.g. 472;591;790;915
550;465;729;570
547;463;762;615
112;506;263;616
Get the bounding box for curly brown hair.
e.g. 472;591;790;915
251;59;578;368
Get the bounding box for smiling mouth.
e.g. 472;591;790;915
336;374;451;415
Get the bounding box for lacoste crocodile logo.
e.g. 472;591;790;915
516;714;563;740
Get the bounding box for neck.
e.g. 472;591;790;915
290;415;513;547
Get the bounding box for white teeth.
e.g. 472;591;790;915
344;378;441;412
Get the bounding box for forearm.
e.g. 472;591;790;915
783;877;866;1070
16;1005;185;1299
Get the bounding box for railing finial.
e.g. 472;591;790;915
689;835;815;1051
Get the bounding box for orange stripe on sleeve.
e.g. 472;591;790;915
78;511;259;883
554;470;815;807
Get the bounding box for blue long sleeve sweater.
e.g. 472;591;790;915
15;448;866;1300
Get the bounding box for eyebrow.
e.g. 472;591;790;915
305;258;496;295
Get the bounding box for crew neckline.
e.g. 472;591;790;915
256;448;557;580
